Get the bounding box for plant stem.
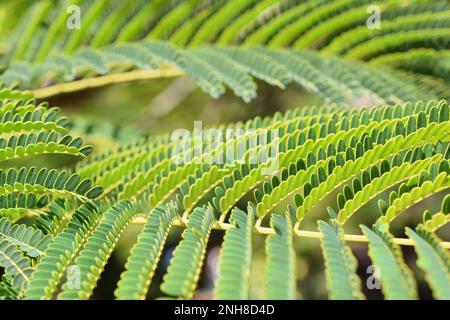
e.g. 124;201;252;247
33;68;184;99
131;217;450;248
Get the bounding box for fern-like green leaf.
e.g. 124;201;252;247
24;202;104;299
361;224;417;299
160;206;215;299
214;206;253;300
318;220;364;300
115;202;179;300
406;227;450;299
57;200;145;300
0;218;51;257
0;240;33;290
264;213;296;299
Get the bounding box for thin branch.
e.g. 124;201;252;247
131;217;450;248
33;68;184;99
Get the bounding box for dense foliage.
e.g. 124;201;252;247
0;0;448;300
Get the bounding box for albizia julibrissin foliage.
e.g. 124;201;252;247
0;85;449;300
0;0;449;301
0;0;448;103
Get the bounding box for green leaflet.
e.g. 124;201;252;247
222;112;450;221
326;10;450;55
33;198;80;235
0;193;48;220
58;200;145;300
214;206;253;299
105;43;159;70
295;123;450;222
189;0;256;45
149;163;201;207
423;194;450;231
191;47;257;102
423;211;450;232
3;0;448;67
0;131;92;162
345;29;450;60
0;274;19;300
160;206;215;299
24;202;105;300
0;107;67;135
63;0;111;53
2;42;447;104
182;165;231;215
0;218;51;257
318;220;364;300
0;87;33;101
90;0;144;48
264;213;296;299
406;228;450;299
0;166;103;221
361;224;417;299
337;155;442;225
259;48;346;104
0;167;103;201
118;158;173;200
147;1;201;40
0;239;33;291
215;46;292;89
115;202;179;300
10;0;53;60
380;167;450;224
